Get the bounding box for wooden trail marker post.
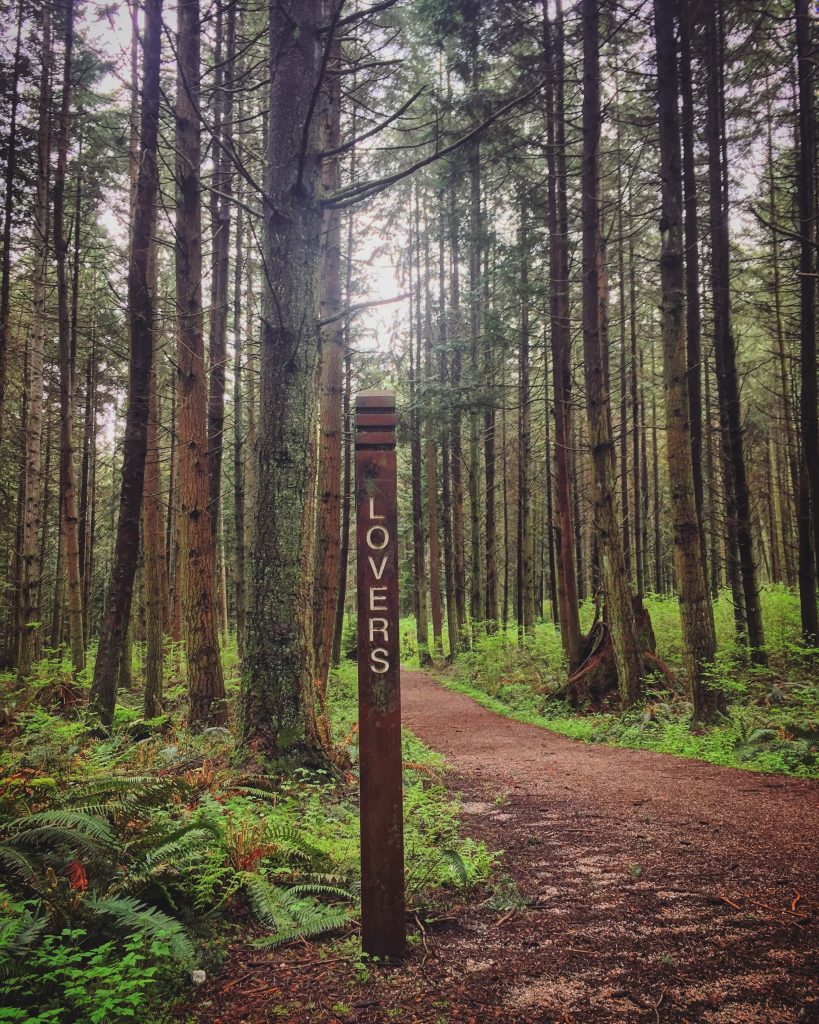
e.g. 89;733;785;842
355;390;406;959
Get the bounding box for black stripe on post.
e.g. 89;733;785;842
355;389;406;959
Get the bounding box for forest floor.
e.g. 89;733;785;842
184;669;819;1024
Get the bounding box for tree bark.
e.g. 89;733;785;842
207;1;236;550
467;140;483;630
54;0;84;673
409;205;431;663
517;200;535;633
448;185;467;640
795;0;819;641
174;0;226;726
423;205;444;656
240;0;327;762
332;206;355;668
653;0;721;718
703;0;766;662
543;0;582;668
18;0;51;680
142;250;164;720
581;0;642;706
0;8;23;454
313;31;345;686
90;0;164;725
233;160;247;658
679;0;708;584
439;199;459;657
627;188;644;600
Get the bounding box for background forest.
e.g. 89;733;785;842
0;0;817;1020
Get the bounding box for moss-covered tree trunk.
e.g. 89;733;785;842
240;0;326;763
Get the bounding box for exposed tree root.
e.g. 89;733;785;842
555;599;679;710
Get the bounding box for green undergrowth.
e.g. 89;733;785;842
427;588;819;780
0;650;491;1023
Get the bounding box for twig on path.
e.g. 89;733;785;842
716;893;806;931
746;897;807;927
494;908;517;927
221;970;255;992
653;985;668;1023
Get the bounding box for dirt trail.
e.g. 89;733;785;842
189;671;819;1024
401;670;819;880
396;670;818;1023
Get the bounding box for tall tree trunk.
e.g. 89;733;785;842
233;167;247;657
795;0;819;641
18;1;51;680
704;349;720;597
653;0;721;718
423;214;444;657
0;8;23;453
467;141;483;629
501;359;510;629
409;208;431;664
651;338;664;594
481;225;498;630
766;98;798;589
142;255;164;719
703;0;766;662
240;0;326;762
168;370;181;643
207;1;236;548
543;0;582;668
313;33;344;687
174;0;225;726
90;0;164;725
628;189;644;600
517;200;534;633
332;208;355;667
615;87;630;583
78;345;95;644
439;201;459;658
581;0;642;706
679;0;708;583
544;330;558;624
448;186;467;639
37;412;53;660
54;0;84;673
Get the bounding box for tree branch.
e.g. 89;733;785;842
324;85;542;209
319;292;409;327
321;87;426;158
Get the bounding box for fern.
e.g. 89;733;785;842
120;826;216;890
441;849;469;888
240;873;350;947
0;912;48;979
0;845;36;883
85;895;195;967
12;810;116;849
